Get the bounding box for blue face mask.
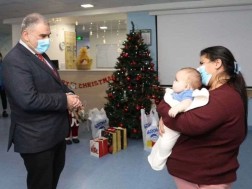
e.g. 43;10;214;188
197;65;212;86
35;38;50;54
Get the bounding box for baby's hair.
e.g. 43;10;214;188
179;67;202;89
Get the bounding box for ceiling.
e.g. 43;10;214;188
0;0;202;36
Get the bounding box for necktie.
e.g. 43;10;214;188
36;54;58;78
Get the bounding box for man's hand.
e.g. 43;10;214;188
66;93;82;111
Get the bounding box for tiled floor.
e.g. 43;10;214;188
0;116;251;189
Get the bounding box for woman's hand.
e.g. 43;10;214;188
159;117;165;136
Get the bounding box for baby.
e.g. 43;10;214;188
148;67;209;171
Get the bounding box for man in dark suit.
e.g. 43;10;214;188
2;13;82;189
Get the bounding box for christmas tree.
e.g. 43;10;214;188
104;22;164;138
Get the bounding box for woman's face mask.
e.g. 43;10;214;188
197;65;212;86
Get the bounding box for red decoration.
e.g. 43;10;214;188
124;106;129;112
128;85;132;90
131;61;136;66
136;105;141;111
132;128;137;133
61;75;113;89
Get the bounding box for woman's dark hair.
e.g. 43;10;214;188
200;46;248;137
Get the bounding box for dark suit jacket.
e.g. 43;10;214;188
3;42;71;153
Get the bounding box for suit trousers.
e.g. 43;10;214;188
20;140;66;189
0;88;7;109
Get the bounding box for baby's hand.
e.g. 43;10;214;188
168;107;179;117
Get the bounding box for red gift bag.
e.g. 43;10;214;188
90;137;108;158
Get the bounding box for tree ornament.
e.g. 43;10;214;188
131;61;136;66
124;106;129;112
132;128;137;133
123;90;128;101
128;85;132;90
136;104;141;111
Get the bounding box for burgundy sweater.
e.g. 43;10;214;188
157;84;246;185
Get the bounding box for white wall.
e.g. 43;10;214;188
156;6;252;86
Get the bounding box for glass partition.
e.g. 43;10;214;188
48;13;127;70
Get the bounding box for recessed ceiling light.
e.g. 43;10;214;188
81;4;94;8
100;26;108;30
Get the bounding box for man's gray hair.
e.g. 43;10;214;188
21;13;49;32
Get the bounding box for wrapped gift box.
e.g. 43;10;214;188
101;129;117;154
109;128;121;152
90;137;108;158
113;127;127;150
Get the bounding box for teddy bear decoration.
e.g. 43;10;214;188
76;46;92;70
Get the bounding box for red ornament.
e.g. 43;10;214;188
132;128;137;133
136;75;141;81
123;53;128;57
136;105;141;110
131;61;136;66
128;85;132;90
119;123;124;127
124;106;129;112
